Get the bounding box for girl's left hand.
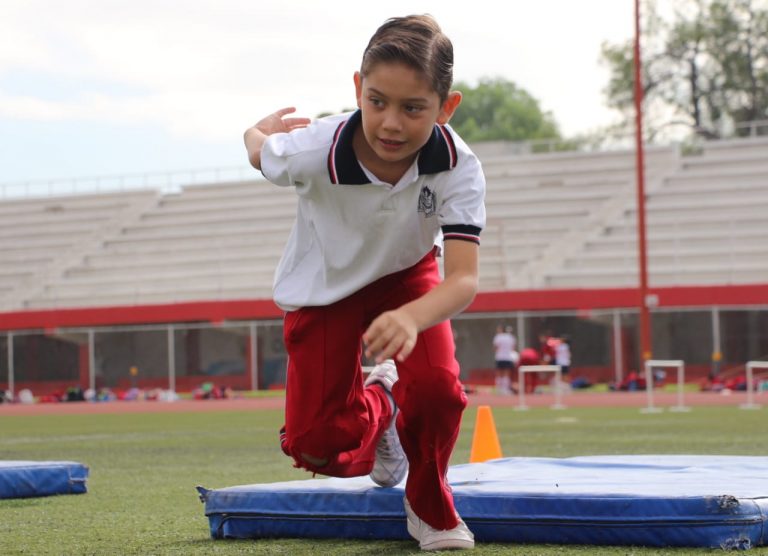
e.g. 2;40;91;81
363;309;418;363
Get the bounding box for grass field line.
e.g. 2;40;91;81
0;388;761;417
0;430;200;446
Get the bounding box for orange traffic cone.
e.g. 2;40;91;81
469;405;503;463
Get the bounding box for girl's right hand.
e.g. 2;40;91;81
244;107;310;170
253;107;310;136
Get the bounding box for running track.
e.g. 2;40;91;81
0;390;761;416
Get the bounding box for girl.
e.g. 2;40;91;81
244;14;485;551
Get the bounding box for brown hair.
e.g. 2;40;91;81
360;14;454;102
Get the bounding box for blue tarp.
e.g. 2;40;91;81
0;461;89;499
199;455;768;549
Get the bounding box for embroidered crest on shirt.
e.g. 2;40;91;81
417;186;437;217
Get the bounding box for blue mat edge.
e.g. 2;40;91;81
199;456;768;549
0;461;89;499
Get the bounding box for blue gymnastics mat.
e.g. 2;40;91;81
0;461;89;499
199;456;768;549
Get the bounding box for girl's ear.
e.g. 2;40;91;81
354;71;363;109
437;91;462;125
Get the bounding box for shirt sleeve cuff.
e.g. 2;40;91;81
442;224;481;244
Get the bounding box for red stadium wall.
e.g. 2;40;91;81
2;284;766;396
2;283;767;332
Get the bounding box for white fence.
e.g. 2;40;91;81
641;360;688;413
516;365;566;411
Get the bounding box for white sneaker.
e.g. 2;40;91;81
404;497;475;551
364;360;407;487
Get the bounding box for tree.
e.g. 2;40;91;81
447;78;562;143
602;0;768;139
317;78;564;144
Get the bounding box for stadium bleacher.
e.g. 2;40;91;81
0;189;160;310
542;136;768;288
0;136;766;311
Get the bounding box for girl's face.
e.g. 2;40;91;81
354;62;460;173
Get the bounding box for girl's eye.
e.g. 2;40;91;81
405;105;424;114
369;97;383;107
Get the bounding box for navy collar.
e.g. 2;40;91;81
327;110;458;185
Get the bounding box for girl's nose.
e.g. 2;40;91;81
381;109;402;131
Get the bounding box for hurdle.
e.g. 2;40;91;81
740;361;767;410
516;365;565;411
641;360;688;414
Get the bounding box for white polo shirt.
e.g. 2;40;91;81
260;110;486;310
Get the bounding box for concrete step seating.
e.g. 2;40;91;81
143;193;297;223
693;135;768;161
585;226;765;259
133;202;296;228
680;152;768;172
0;272;32;288
101;233;289;257
52;263;272;290
0;189;155;216
84;242;284;268
0;191;155;237
651;179;768;204
40;264;274;294
27;181;296;307
645;201;768;220
105;220;292;247
158;183;293;204
480;145;677;175
544;136;768;288
484;186;622;216
26;284;273;309
68;250;283;279
0;190;159;300
2;137;766;308
486;202;593;221
564;243;768;270
584;225;766;252
545;261;768;288
0;233;90;251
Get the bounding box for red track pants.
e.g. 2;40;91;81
281;250;467;530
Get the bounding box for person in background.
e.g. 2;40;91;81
492;324;518;394
538;332;557;365
518;346;541;394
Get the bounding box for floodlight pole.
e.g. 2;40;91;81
634;0;653;363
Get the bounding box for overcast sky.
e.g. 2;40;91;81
0;1;636;185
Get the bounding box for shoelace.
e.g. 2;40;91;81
378;429;401;458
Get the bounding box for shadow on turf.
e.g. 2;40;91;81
179;538;422;554
0;498;46;508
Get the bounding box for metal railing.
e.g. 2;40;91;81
0;165;257;200
5;121;767;202
735;119;768;137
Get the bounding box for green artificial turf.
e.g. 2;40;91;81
1;405;767;555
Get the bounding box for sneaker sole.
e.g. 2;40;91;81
405;498;474;550
404;499;420;541
420;537;475;551
406;514;419;541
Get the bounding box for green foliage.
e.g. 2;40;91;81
601;0;768;139
450;78;562;143
1;405;766;555
318;79;563;144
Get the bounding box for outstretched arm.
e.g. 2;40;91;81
243;107;310;170
363;239;479;363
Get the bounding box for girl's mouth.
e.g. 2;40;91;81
379;138;405;150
